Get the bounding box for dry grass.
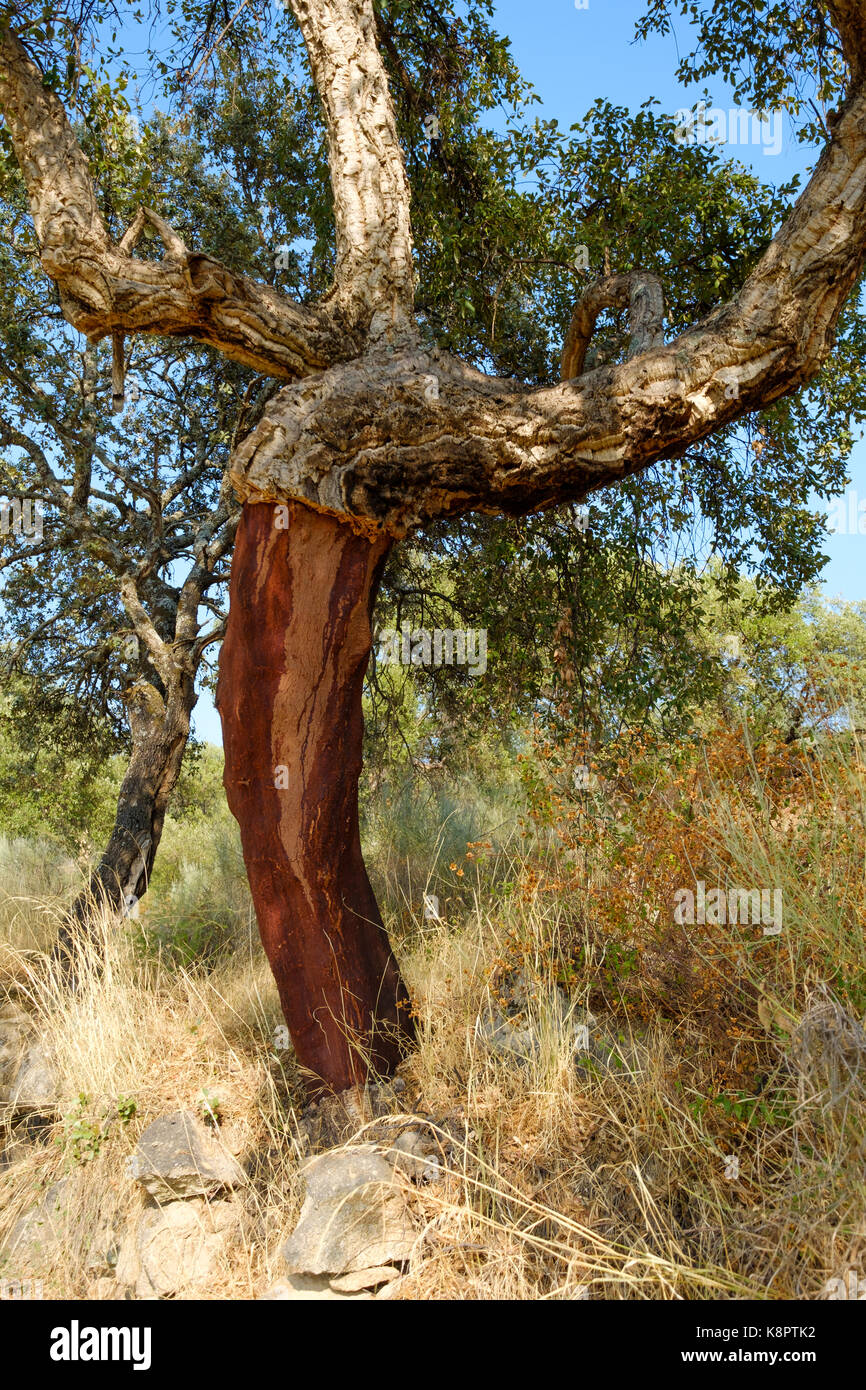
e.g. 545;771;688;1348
1;718;865;1299
0;905;309;1299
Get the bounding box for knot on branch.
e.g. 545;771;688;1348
560;271;665;381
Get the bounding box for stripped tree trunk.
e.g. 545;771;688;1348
216;502;414;1093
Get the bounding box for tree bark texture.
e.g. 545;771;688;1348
216;502;414;1093
54;675;196;973
229;74;866;537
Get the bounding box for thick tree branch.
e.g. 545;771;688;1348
4;1;866;545
828;0;866;84
289;0;415;340
0;20;362;377
560;272;665;381
231;72;866;534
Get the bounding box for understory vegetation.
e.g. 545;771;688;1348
2;591;864;1300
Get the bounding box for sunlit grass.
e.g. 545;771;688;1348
1;713;864;1298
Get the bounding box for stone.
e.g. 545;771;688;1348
9;1042;60;1112
2;1178;70;1269
125;1110;246;1199
282;1146;415;1276
84;1223;121;1276
0;1005;29;1090
375;1275;408;1299
114;1197;241;1298
329;1265;400;1292
0;1006;60;1114
385;1128;442;1184
260;1272;372;1301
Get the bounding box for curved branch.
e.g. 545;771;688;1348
560;272;665;381
231;68;866;535
0;20;362;378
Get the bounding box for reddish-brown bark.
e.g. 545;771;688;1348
216;501;415;1094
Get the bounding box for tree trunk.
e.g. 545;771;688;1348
216;501;415;1096
54;677;196;973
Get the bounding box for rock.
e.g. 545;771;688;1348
282;1146;415;1276
329;1265;400;1292
126;1111;246;1199
88;1276;123;1300
2;1178;71;1268
375;1275;408;1299
260;1273;372;1301
114;1197;241;1298
0;1006;59;1114
385;1128;442;1184
9;1043;60;1112
0;1005;29;1089
84;1223;121;1276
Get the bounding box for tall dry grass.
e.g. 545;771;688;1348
1;710;864;1299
